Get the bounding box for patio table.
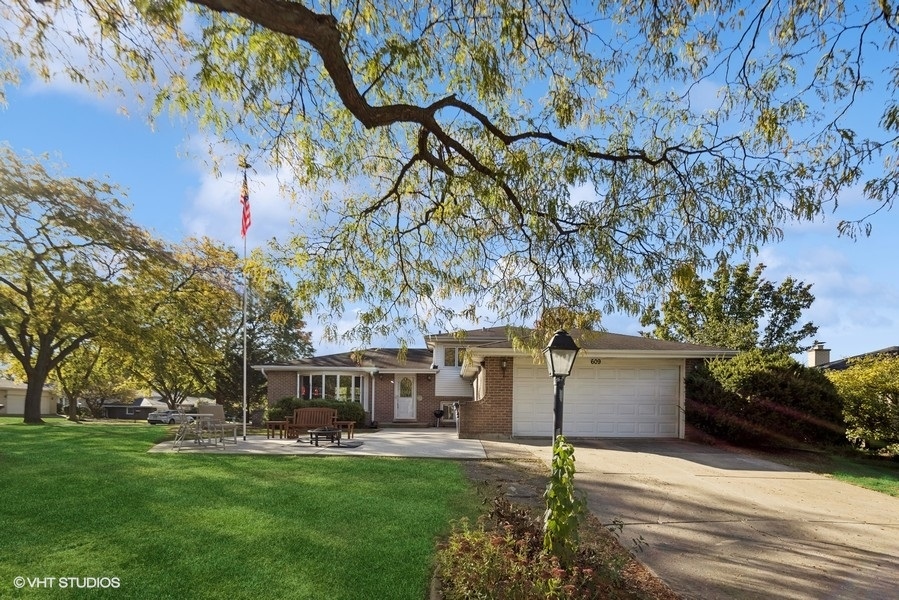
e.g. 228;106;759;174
335;420;355;439
265;420;288;439
306;427;341;447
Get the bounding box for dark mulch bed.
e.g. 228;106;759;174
458;459;681;600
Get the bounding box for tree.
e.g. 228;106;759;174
123;238;242;409
214;263;315;418
3;1;898;345
827;355;899;450
640;262;817;353
50;342;137;420
0;147;164;423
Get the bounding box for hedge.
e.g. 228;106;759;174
267;397;367;426
685;350;846;447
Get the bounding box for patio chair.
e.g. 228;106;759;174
203;404;239;447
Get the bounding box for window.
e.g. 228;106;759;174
297;373;364;403
444;347;465;367
336;375;358;402
324;375;337;399
400;376;413;397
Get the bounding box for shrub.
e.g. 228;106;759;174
827;355;899;449
435;497;605;600
267;397;365;425
686;350;846;447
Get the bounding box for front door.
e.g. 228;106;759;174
394;376;416;420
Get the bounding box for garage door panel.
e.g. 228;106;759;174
595;422;616;435
637;422;659;434
659;404;677;417
637;404;658;416
513;362;682;438
617;404;636;416
657;422;677;435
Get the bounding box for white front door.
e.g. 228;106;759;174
394;376;416;420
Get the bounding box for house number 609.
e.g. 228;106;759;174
590;358;602;365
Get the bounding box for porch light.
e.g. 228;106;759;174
543;329;580;438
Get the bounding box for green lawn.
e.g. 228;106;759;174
754;445;899;497
0;417;481;599
822;453;899;496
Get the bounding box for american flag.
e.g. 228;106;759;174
240;172;251;238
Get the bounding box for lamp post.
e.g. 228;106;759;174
543;329;580;439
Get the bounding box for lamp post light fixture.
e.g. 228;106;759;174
543;329;580;439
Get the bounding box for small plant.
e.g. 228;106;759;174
543;435;586;565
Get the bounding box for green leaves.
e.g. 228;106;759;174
3;0;898;345
641;261;817;353
543;435;585;565
828;355;899;449
0;147;164;421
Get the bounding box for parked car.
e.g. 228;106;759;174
147;409;193;425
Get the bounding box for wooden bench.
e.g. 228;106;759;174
286;408;338;439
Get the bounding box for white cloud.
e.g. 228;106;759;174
758;229;899;359
181;166;299;249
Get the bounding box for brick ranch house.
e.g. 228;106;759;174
254;326;735;439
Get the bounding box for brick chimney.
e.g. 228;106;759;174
807;341;831;367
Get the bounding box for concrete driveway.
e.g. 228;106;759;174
520;439;899;600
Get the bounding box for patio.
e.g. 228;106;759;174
148;427;499;459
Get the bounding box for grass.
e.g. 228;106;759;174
0;417;481;599
798;451;899;497
719;441;899;497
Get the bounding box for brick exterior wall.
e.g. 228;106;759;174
416;373;438;425
266;371;297;405
371;375;393;425
458;356;513;439
372;373;446;425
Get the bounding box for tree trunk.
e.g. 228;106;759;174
23;378;47;424
67;397;80;422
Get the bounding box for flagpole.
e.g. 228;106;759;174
242;231;248;441
239;161;251;442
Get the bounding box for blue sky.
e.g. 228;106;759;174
3;73;898;361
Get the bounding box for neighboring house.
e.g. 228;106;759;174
256;326;735;439
809;341;899;371
102;397;167;420
0;380;58;416
101;395;208;419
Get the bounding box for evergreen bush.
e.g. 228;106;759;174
686;350;845;447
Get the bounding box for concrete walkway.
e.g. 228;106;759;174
520;439;899;600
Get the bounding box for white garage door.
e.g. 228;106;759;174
512;359;682;437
